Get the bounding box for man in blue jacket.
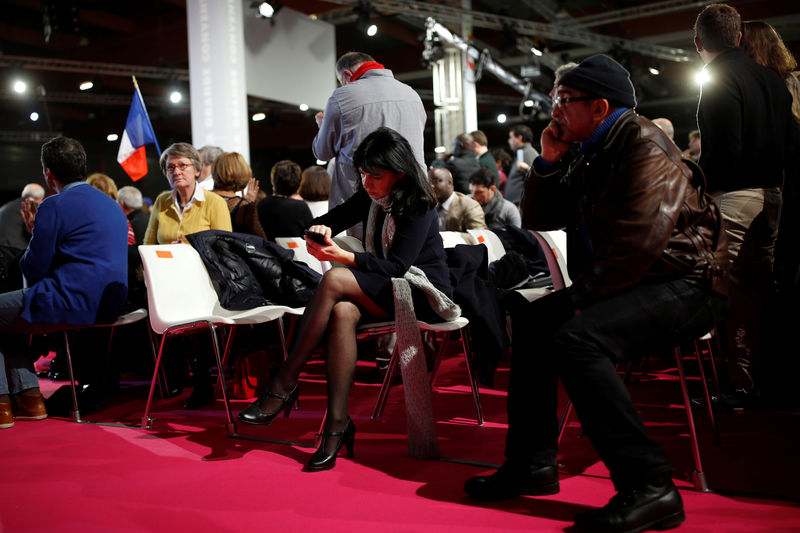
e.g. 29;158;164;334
0;136;129;429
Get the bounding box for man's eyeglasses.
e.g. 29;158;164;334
166;162;193;173
552;95;597;108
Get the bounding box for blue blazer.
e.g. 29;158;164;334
21;182;129;325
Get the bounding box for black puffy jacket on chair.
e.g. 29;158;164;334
187;230;321;310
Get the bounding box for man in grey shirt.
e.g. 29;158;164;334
503;125;539;206
469;168;520;229
312;52;427;209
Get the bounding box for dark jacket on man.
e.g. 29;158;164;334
521;110;728;309
697;47;793;194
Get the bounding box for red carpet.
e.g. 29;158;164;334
2;355;799;532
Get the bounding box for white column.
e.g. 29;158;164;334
186;0;250;161
461;0;478;133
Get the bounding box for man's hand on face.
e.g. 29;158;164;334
21;198;38;232
540;120;573;164
315;112;324;129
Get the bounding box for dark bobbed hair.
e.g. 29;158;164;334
270;160;302;196
492;148;512;174
469;167;496;188
510;124;533;144
298;166;331;201
694;3;741;53
41;136;87;184
353;127;436;216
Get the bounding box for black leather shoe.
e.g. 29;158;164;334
238;384;299;426
305;417;355;472
464;462;560;500
573;480;685;532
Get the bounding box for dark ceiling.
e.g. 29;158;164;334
1;0;799;200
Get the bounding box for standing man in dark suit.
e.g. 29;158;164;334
694;3;793;402
503;125;538;205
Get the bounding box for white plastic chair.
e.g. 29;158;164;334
275;236;329;274
466;229;506;263
439;231;470;249
138;244;304;433
516;230;572;302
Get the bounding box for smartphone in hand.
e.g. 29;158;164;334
305;230;329;246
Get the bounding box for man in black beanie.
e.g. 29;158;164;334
463;54;729;532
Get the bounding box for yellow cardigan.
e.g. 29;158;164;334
143;189;232;245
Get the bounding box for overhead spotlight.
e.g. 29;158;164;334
496;113;507;124
79;81;94;91
434;146;447;154
694;67;711;87
107;133;119;142
169;91;183;104
30;112;39;122
252;112;266;122
354;1;377;36
524;100;535;108
316;159;327;165
299;103;309;111
530;46;543;57
13;80;27;94
648;66;661;76
253;1;282;25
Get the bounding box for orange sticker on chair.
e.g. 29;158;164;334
156;250;173;258
287;242;299;249
477;236;486;243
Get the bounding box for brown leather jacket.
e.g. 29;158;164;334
520;110;728;308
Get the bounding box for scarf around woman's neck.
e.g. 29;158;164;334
365;195;395;258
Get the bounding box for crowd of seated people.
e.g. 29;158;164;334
4;23;799;531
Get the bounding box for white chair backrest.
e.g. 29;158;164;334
530;230;572;289
439;231;469;248
275;236;328;274
138;244;222;335
466;229;506;263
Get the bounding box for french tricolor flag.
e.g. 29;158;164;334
117;87;161;181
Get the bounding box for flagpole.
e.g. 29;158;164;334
131;75;162;156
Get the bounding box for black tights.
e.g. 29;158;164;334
267;268;387;452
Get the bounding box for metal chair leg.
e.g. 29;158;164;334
62;331;82;423
674;347;710;492
459;328;483;426
372;342;400;419
692;339;720;444
428;331;449;386
142;332;170;429
558;399;573;444
210;324;236;435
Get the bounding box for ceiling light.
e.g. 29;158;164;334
13;80;27;94
434;146;447;153
79;81;94;91
169;91;182;104
257;2;274;18
694;68;710;87
252;112;266;121
29;112;39;121
524;100;534;108
299;103;309;111
497;113;507;124
649;67;660;76
366;24;378;37
107;133;119;142
316;159;327;165
530;47;543;57
354;1;376;36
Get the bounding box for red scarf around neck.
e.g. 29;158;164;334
349;61;385;82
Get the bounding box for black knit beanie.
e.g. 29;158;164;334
558;54;637;108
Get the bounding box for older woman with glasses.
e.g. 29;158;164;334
238;127;456;471
142;142;232;409
143;142;231;246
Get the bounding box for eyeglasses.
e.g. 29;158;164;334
166;162;193;173
552;95;597;108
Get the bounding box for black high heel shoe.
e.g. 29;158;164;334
237;384;299;426
306;417;355;472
